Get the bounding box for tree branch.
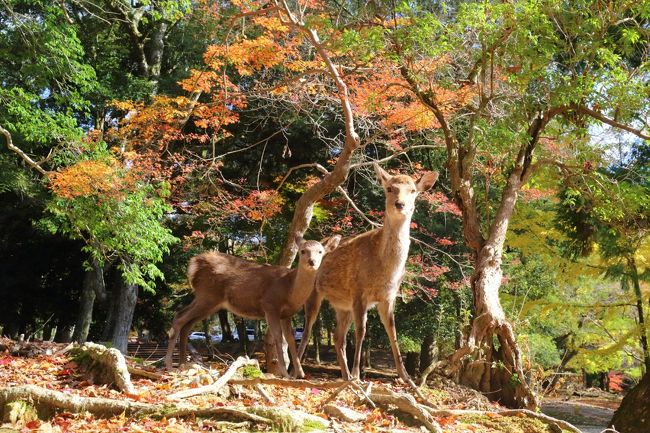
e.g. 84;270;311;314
575;105;650;140
1;124;48;176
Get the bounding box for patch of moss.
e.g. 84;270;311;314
460;413;558;433
249;408;327;432
240;365;262;378
301;418;328;432
420;387;451;405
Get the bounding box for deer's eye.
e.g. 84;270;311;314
301;250;306;254
411;189;416;194
318;250;323;254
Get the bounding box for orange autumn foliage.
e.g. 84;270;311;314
350;60;477;136
226;189;284;222
49;158;137;200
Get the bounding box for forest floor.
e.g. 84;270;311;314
0;338;619;433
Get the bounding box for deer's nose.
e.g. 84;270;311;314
395;201;405;210
308;259;316;266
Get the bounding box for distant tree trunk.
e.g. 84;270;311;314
54;324;74;343
610;370;650;433
111;278;138;354
218;310;234;341
236;319;248;354
101;276;120;341
313;313;322;364
73;261;104;343
629;258;650;371
405;352;419;377
363;340;371;369
42;323;54;342
420;335;438;373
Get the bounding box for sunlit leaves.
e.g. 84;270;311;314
49;158;136;200
43;144;177;292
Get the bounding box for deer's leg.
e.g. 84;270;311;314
297;290;323;360
165;299;199;368
265;310;290;378
351;301;368;380
177;304;220;368
333;309;353;380
281;319;304;378
377;300;410;383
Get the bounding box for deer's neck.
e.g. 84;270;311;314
291;267;318;299
378;215;412;269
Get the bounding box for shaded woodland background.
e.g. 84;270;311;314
0;0;649;424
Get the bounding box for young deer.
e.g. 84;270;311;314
298;164;438;382
165;235;341;377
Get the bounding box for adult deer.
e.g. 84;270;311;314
165;235;341;377
298;164;438;383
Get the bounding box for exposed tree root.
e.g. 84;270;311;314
0;384;328;432
69;342;135;393
0;385;155;420
368;386;443;433
167;356;258;400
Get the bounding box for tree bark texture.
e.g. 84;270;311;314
610;370;650;433
111;279;138;354
72;261;104;343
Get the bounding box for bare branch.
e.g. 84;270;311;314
350;144;443;169
576;105;650;140
0;124;49;176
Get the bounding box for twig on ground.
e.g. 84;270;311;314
255;383;275;404
349;381;376;409
127;365;162;380
320;382;352;408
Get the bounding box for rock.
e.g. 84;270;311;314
323;404;367;423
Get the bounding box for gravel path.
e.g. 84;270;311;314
542;400;615;433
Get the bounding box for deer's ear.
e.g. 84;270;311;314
322;235;341;252
294;234;304;248
373;163;391;187
416;171;439;192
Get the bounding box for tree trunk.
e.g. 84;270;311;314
73;261;104;343
54;324;74;343
72;279;96;343
42;323;54;342
419;335;438;374
236;319;248;354
405;352;419;377
629;258;650;371
449;168;537;409
453;248;536;409
101;272;121;341
218;310;234;341
610;370;650;433
111;278;138;354
147;21;167;95
313;313;322;364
